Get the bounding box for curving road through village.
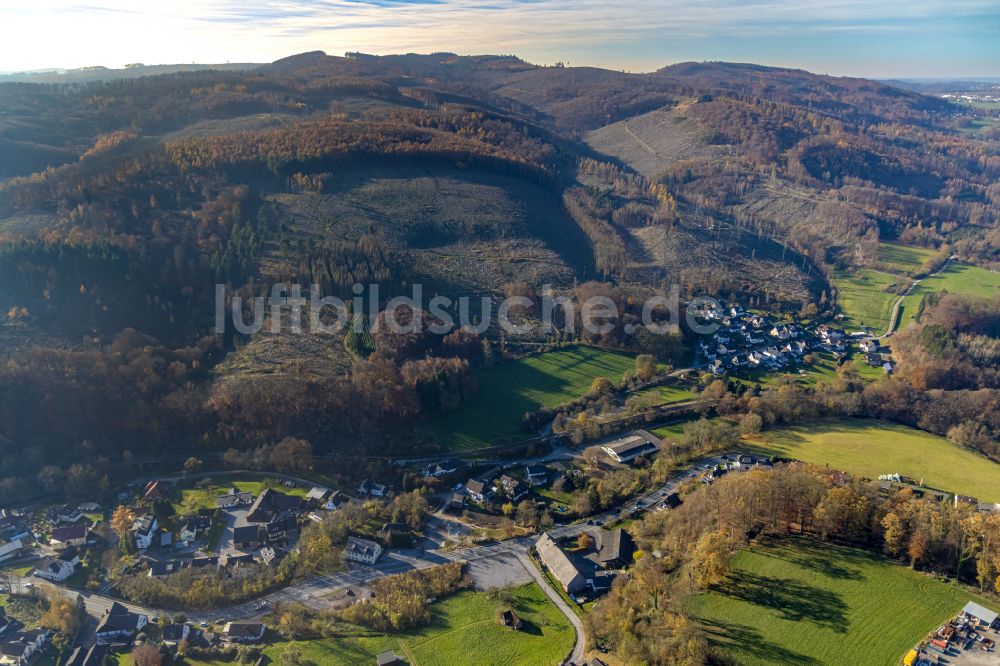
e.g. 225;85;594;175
8;454;721;663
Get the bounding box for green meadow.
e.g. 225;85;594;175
426;345;636;450
688;537;998;666
745;418;1000;503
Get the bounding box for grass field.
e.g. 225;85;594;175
173;475;309;515
633;383;695;405
745;418;1000;503
897;263;1000;327
877;242;935;275
253;583;574;666
426;345;636;450
687;537;999;666
832;268;901;332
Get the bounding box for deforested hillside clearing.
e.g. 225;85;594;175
745;418;1000;503
688;537;997;666
585;101;728;179
269;167;594;291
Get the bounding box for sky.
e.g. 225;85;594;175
1;0;998;78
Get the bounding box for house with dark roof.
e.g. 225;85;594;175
465;479;488;504
223;623;265;644
95;602;147;644
179;516;212;543
46;504;82;525
64;643;108;666
246;489;301;525
0;628;49;666
596;528;634;569
147;560;178;577
233;525;264;549
525;465;550;487
50;525;89;548
161;623;190;646
216;492;254;509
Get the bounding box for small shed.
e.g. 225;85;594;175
499;609;523;630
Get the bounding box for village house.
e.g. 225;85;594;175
525;465;550;487
422;459;461;478
0;628;50;666
131;515;158;550
223;623;265;644
147;560;186;577
233;525;265;550
31;555;75;582
50;525;89;548
216;491;254;509
497;475;529;502
179;516;212;543
246;489;302;525
0;539;23;564
345;536;383;565
46;504;82;525
304;487;333;507
596;528;635;569
535;533;586;594
465;479;489;504
95;602;147;644
64;644;108;666
161;623;190;647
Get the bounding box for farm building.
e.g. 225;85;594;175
535;533;586;594
601;431;660;464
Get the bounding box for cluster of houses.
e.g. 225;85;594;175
0;607;50;666
0;510;33;565
700;453;774;484
696;301;893;376
534;528;635;600
464;470;535;507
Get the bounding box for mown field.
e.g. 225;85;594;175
876;241;935;275
252;583;574;666
831;268;900;332
426;345;636;450
687;537;999;666
745;418;1000;503
897;263;1000;327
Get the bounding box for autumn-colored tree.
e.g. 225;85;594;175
577;532;595;551
691;529;731;589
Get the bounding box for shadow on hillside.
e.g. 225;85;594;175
696;617;822;665
716;572;850;633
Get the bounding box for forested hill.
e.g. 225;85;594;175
0;51;997;502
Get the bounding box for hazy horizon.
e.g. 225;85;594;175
1;0;999;79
